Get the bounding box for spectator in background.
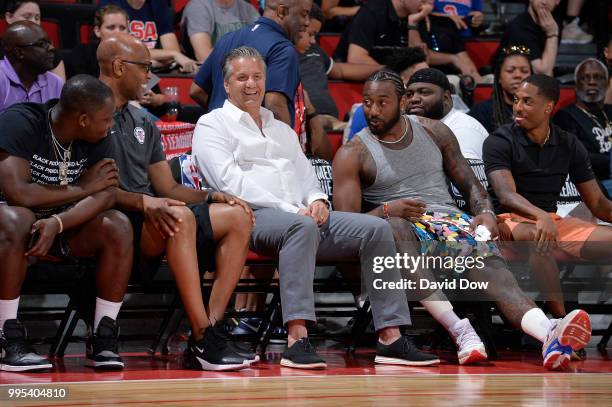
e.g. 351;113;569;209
333;0;431;65
318;0;360;32
498;0;560;77
415;0;483;82
469;45;533;133
190;0;312;126
431;0;484;39
296;4;381;130
0;21;62;113
406;68;488;160
560;0;592;45
65;5;128;78
3;0;65;80
99;0;198;74
554;58;611;181
65;5;167;117
180;0;260;63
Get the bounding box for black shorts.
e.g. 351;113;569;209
123;202;216;284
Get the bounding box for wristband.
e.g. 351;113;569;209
51;214;63;234
546;33;559;38
206;191;215;204
407;24;419;30
382;202;390;219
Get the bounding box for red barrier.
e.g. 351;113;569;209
156;121;195;159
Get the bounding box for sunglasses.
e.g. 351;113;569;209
121;59;153;73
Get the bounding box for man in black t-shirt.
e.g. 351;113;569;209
0;75;132;372
554;58;612;181
98;34;256;371
499;0;560;77
484;74;612;318
333;0;427;64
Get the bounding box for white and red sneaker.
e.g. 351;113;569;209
452;319;488;365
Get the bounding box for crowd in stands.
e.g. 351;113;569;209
0;0;611;376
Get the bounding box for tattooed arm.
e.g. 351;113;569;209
418;117;498;236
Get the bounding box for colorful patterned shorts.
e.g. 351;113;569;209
412;211;501;259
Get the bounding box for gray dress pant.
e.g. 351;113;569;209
250;209;412;330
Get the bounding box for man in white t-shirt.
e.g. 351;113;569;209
405;68;488;160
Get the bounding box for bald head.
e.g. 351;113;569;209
2;20;45;51
97;33;152;107
97;33;149;75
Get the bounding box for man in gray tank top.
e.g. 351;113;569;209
333;69;592;371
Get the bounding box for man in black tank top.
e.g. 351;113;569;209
333;69;593;371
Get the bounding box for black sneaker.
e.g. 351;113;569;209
183;325;249;371
280;337;327;369
214;324;260;364
0;320;52;372
85;316;124;370
375;336;440;366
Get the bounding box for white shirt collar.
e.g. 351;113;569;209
222;99;275;129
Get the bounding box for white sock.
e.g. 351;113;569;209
521;307;552;343
94;297;122;331
420;293;460;334
0;297;20;330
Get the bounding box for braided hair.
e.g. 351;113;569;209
366;69;405;99
491;45;532;129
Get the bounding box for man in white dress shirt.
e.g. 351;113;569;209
406;68;489;160
192;46;440;370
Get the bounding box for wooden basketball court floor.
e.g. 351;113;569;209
1;348;611;406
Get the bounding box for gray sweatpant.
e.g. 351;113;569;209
250;209;412;331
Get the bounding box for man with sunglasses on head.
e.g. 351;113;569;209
0;21;62;113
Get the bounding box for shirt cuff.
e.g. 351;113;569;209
307;193;329;207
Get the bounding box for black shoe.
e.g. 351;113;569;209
375;336;440;366
280;338;327;369
85;316;124;370
0;320;52;372
213;324;260;364
183;325;249;371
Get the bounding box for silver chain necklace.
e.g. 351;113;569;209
48;107;73;185
373;115;409;144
